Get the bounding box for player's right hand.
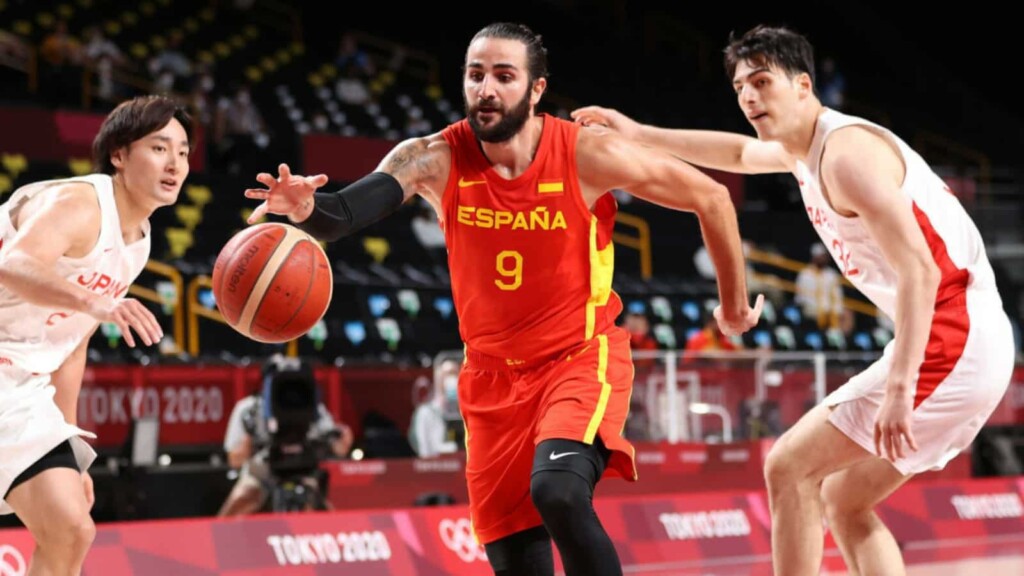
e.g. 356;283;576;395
89;297;163;347
713;293;764;336
571;106;643;140
244;163;329;224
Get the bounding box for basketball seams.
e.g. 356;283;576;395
284;240;333;336
254;238;333;341
212;225;267;324
237;227;308;339
255;242;315;338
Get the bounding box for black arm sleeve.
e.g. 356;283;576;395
293;172;405;242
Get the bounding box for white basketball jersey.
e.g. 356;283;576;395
0;174;151;374
795;109;999;320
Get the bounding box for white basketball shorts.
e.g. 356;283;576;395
824;289;1015;475
0;364;96;514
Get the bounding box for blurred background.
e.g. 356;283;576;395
0;1;1021;573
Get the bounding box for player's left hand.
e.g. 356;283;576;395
244;163;329;224
82;471;95;509
874;390;918;462
713;294;764;336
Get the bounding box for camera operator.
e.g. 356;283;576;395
218;355;353;517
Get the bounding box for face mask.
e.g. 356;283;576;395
443;375;458;403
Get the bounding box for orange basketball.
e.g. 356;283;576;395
211;222;333;343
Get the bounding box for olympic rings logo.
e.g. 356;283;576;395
438;518;487;563
0;545;26;576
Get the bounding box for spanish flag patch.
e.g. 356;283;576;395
538;180;564;194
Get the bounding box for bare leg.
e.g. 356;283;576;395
763;403;875;576
820;457;912;576
7;468;95;576
217;478;266;517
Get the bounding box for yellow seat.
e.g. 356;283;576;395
185;184;211;207
165;227;193;258
1;154;27;179
0;174;13;196
213;42;230;58
175;204;202;230
67;157;91;176
363;237;390;263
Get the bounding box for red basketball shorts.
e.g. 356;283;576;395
457;327;637;545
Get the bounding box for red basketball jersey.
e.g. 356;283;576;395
439;115;623;363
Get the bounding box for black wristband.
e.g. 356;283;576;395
294;172;405;242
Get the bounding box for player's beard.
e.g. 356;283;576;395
466;90;532;143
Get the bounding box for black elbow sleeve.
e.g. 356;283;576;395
294;172;405;242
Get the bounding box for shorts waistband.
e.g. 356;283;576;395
464;346;574;371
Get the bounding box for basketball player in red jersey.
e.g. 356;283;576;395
244;23;763;576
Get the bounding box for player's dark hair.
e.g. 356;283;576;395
92;95;193;174
468;22;550;84
724;25;817;88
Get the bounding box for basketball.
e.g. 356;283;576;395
211;222;333;343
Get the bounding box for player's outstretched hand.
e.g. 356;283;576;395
244;163;328;224
571;106;643;140
713;294;765;336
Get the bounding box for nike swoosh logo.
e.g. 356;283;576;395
458;177;487;188
549;451;579;461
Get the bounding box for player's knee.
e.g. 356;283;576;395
820;478;867;522
763;439;801;490
34;509;95;557
530;470;588;520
